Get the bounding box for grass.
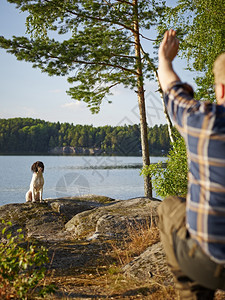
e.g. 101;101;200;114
43;270;177;299
108;219;160;266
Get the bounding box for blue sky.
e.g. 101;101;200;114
0;0;195;127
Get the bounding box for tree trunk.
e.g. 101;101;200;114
154;70;175;145
133;0;152;198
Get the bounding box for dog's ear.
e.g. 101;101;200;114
31;162;38;172
39;161;44;173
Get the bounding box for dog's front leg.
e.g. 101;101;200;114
32;189;36;203
40;188;44;203
26;191;32;202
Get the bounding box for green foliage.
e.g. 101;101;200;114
141;134;188;198
156;0;225;102
0;220;54;299
0;118;170;155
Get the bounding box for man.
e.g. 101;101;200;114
157;29;225;299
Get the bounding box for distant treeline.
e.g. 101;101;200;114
0;118;170;155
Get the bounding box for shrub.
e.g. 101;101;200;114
0;220;54;299
142;134;188;198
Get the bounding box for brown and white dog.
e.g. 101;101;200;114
26;161;44;203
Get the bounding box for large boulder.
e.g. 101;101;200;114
65;197;161;240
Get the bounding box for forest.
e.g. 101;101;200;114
0;118;170;155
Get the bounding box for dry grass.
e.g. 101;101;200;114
41;272;225;300
109;219;160;266
43;270;177;299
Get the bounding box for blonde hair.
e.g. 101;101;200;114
213;53;225;85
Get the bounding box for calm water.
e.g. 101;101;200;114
0;155;166;206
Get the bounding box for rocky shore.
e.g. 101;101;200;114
49;146;102;155
0;195;224;299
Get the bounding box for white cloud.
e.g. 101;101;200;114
49;89;63;94
22;106;37;115
0;106;40;120
61;101;84;109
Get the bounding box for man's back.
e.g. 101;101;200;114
164;81;225;264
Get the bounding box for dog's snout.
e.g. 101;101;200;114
37;166;44;172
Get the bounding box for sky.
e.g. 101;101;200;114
0;0;195;127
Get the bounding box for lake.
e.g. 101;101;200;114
0;155;166;206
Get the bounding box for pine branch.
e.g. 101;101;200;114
43;0;135;33
72;58;138;75
139;33;157;42
93;81;120;93
7;38;138;75
116;0;134;6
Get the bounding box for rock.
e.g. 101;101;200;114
0;195;114;241
47;195;114;222
0;195;166;278
123;241;173;284
94;214;150;240
49;146;102;155
65;197;161;240
0;202;66;241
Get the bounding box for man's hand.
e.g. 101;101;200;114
158;29;179;63
158;29;180;92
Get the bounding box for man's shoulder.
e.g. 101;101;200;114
166;81;194;97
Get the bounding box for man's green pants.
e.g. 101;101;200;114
157;196;225;300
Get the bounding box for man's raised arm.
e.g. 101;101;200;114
158;29;181;92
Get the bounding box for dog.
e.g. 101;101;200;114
26;161;44;203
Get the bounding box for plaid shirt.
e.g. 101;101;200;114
164;81;225;264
